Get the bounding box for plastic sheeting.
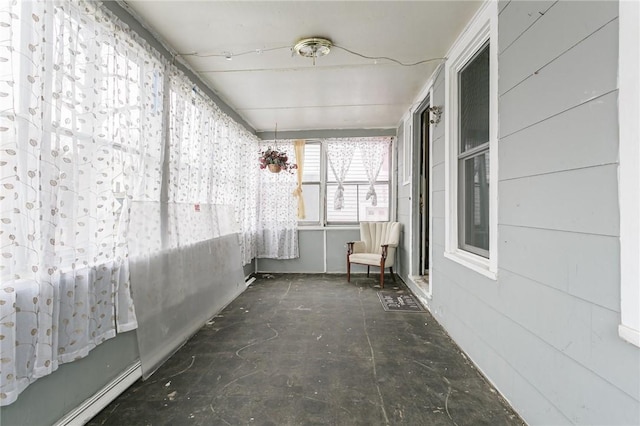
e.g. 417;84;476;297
127;202;246;378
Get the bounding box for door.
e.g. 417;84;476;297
419;107;430;275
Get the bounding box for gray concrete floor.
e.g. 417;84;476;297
89;274;524;425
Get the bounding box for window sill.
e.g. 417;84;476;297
298;225;360;231
619;324;640;348
444;249;497;280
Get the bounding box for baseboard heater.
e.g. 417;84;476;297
54;361;142;426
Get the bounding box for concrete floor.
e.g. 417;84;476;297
89;274;523;425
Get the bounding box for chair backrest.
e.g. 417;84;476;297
359;222;401;254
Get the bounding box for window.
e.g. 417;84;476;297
444;2;497;278
327;144;390;224
458;43;490;257
297;138;392;226
0;0;167;405
298;142;322;224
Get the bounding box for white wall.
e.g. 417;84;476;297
257;228;370;274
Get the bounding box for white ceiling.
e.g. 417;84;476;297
123;0;482;133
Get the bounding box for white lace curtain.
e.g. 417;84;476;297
357;138;391;206
167;75;259;261
325;137;392;209
0;0;262;405
0;0;164;406
256;140;299;259
325;141;356;210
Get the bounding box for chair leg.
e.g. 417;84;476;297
347;259;351;282
390;266;396;283
367;266;370;277
379;259;385;288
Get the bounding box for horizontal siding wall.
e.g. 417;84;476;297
396;121;412;281
428;1;640;425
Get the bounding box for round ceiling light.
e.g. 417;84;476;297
293;37;333;64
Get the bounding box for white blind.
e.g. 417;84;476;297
301;143;321;182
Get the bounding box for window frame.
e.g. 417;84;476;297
297;139;392;227
444;2;498;279
618;0;640;348
402;118;412;185
325;141;392;225
297;140;324;226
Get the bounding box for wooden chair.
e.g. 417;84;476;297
346;222;401;288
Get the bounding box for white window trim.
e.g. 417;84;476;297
297;140;323;226
427;86;435;298
444;1;498;280
299;139;393;226
403;117;412;185
618;0;640;348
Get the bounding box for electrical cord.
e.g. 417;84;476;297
178;44;446;66
333;45;446;66
179;46;291;59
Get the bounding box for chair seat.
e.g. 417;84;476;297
349;253;385;266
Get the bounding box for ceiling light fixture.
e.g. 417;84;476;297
293;37;332;65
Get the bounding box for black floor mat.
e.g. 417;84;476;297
378;291;426;312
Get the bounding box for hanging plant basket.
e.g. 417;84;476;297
268;164;282;173
259;146;297;173
259;124;297;173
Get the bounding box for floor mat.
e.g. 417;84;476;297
377;291;426;312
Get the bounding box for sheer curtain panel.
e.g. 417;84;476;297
257;141;299;259
130;69;258;378
0;0;165;405
166;75;259;260
358;138;391;206
325;140;357;210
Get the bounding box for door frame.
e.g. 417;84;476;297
410;92;433;296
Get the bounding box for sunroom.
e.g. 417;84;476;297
1;1;639;425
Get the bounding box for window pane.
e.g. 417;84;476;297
327;146;389;182
358;184;389;222
299;183;320;223
459;43;489;153
326;184;358;222
301;143;321;182
378;150;390;181
326;183;390;223
460;152;490;254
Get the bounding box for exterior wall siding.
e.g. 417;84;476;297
396;121;412;280
426;1;640;425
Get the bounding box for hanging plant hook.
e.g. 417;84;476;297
274;122;278;150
